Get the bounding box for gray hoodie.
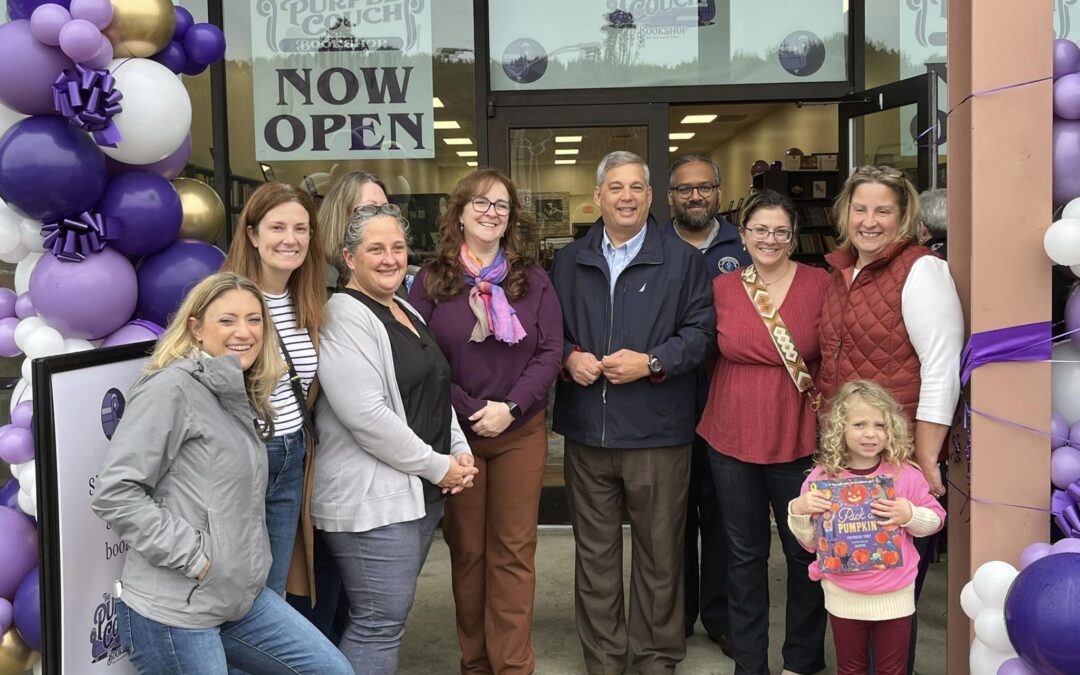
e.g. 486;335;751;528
91;355;271;629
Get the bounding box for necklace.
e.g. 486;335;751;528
757;261;794;287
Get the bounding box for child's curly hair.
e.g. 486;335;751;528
816;380;914;477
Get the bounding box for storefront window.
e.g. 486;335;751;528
490;0;848;90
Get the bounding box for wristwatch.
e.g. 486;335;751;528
648;354;664;376
504;400;522;419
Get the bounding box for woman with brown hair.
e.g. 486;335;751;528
409;168;563;674
318;171;390;288
222;182;326;598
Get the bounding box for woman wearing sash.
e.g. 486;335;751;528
696;190;828;675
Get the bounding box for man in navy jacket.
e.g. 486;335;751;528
663;155;750;657
551;150;715;674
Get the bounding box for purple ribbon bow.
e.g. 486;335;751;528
1053;484;1080;539
52;65;123;147
41;210;110;263
960;321;1053;387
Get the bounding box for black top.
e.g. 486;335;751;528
342;289;453;499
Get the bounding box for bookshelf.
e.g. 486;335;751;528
752;169;840;268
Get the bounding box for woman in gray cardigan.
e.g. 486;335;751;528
314;203;477;673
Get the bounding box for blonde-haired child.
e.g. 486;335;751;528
787;380;945;675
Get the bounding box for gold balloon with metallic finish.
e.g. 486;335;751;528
0;629;37;675
173;178;227;243
104;0;177;58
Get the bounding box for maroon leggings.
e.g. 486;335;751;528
829;613;914;675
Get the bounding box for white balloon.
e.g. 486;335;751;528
102;58;192;165
1045;218;1080;265
20;356;32;384
16;488;36;518
63;337;94;353
972;560;1019;608
9;377;32;414
14;252;42;295
18;218;44;253
974;608;1013;652
8;459;23;480
24;325;65;359
0;243;30;264
1065;197;1080;220
18;459;35;483
0;215;21;257
0;101;27;138
960;580;986;619
1053;341;1080;424
969;638;1012;675
14;316;47;351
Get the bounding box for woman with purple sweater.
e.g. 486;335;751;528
409;168;563;674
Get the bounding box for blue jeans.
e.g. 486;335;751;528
116;587;351;674
322;499;444;675
265;428;306;595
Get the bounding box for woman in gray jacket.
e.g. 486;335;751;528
314;204;477;673
92;272;351;675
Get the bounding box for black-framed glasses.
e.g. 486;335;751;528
470;196;511;216
742;226;794;244
352;203;401;218
669;184;719;198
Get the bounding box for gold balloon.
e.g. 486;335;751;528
172;178;227;243
0;629;37;675
104;0;177;58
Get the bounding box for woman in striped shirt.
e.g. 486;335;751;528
223;182;326;597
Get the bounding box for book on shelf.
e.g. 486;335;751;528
809;474;903;573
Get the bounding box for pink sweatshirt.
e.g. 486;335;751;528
788;461;945;620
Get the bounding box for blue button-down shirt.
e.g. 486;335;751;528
601;225;648;296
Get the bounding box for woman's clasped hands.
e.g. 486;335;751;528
440;453;479;494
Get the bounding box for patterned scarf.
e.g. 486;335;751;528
460;244;527;344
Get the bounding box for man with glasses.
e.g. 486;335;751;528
663;155;750;659
551;150;715;674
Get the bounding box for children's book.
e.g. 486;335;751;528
809;474;904;573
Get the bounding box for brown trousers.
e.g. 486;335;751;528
443;413;548;674
564;440;691;675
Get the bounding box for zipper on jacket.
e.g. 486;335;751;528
601;287;614;447
186;583;199;604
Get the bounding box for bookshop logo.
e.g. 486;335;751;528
89;594;126;665
100;388;126;440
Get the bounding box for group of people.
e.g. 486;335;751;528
88;149;962;675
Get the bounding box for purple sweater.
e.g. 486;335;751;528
408;265;563;438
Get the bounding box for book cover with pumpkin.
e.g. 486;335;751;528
808;475;904;573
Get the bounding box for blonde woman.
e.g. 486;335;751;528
318;171;390;288
91;272;350;675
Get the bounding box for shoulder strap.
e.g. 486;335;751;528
278;329;319;444
741;265;822;411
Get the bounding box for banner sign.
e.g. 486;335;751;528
35;343;153;674
251;0;434;161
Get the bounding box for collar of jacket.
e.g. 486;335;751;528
173;354;254;421
825;237;915;272
663;215;741;250
577;214;663;267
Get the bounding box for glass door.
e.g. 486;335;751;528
487;104;668;523
838;73;940;191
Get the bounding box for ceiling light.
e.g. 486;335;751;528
554;159;576;165
433;97;444;108
434;120;460;130
669;146;678;153
680;114;718;124
443;137;472;145
555;135;582;143
555;148;579;155
457;150;477;157
466;161;477;167
669;132;695;140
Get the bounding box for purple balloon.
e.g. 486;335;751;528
1052;445;1080;489
1056;74;1080;120
0;506;38;599
0;597;11;634
151;39;188;75
99;170;183;257
13;567;39;650
0;20;76;115
1020;542;1052;569
58;18;101;63
0;479;19;512
84;32;113;70
107;133;192;181
7;0;70;21
0;426;33;464
998;658;1037;675
136;239;225;327
1051;538;1080;554
1056;39;1080;80
183;23;226;66
29;3;71;46
100;319;164;348
0;115;108;222
1004;553;1080;675
14;292;34;320
173;6;194;39
1054;119;1080;205
11;400;33;430
29;247;138;339
0;287;15;319
181;58;208;77
68;0;112;30
0;316;20;357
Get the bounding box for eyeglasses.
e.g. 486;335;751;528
742;226;794;244
352;203;401;218
669;184;719;198
470;196;512;216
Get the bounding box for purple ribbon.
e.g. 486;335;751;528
41;211;110;263
52;65;123;147
960;321;1053;386
1053;484;1080;538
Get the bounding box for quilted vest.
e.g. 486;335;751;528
818;240;934;421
